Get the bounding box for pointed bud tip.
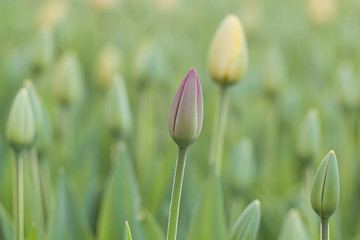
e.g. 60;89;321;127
254;199;261;206
329;150;335;155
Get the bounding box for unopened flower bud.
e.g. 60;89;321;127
230;200;261;240
6;88;36;152
168;68;203;148
311;150;340;219
208;15;248;85
53;51;84;106
298;108;321;162
95;45;122;90
104;74;132;139
23;80;44;140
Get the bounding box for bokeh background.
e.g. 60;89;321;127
1;0;360;239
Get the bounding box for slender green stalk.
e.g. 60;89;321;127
13;152;24;240
321;218;329;240
166;147;187;240
29;148;45;236
209;85;229;176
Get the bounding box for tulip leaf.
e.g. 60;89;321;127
0;203;12;240
97;144;144;240
230;200;261;240
186;172;228;240
124;221;133;240
278;209;311;240
47;172;94;240
139;208;165;240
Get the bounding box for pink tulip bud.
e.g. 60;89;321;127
168;68;203;148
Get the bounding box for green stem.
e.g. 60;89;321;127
13;152;24;240
209;86;229;176
166;147;188;240
29;148;45;237
321;218;329;240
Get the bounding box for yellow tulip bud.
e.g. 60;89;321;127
207;14;248;85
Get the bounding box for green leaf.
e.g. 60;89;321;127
97;144;144;240
27;226;37;240
230;200;261;240
47;172;94;240
0;203;12;240
186;172;228;240
139;208;165;240
278;209;311;240
124;221;133;240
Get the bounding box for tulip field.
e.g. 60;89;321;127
1;0;360;239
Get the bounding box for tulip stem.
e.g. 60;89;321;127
321;218;329;240
166;146;188;240
209;85;229;176
13;152;24;240
29;148;45;237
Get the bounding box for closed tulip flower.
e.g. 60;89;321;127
311;150;340;219
208;14;248;85
6;88;36;153
168;68;203;148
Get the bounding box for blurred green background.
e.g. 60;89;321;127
1;0;360;239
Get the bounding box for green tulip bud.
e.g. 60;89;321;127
95;45;122;90
6;88;36;153
298;108;321;162
53;51;84;106
228;138;256;193
32;27;55;73
23;80;44;140
311;150;340;219
278;209;311;240
104;74;132;139
168;68;203;148
230;200;261;240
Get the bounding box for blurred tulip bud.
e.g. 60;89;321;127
23;80;44;139
124;221;133;240
91;0;119;11
208;15;248;85
228;138;256;193
153;0;177;12
168;68;203;148
278;209;311;240
239;0;263;35
105;74;132;139
307;0;337;26
336;62;359;109
263;46;286;98
32;27;55;73
95;45;123;90
37;0;67;29
230;200;261;240
311;150;340;219
6;88;36;153
134;38;167;86
298;108;321;163
53;51;84;106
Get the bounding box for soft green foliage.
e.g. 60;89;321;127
0;203;12;240
278;209;311;240
139;208;165;240
230;200;261;240
186;173;228;240
47;173;94;240
97;144;144;240
311;150;340;219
